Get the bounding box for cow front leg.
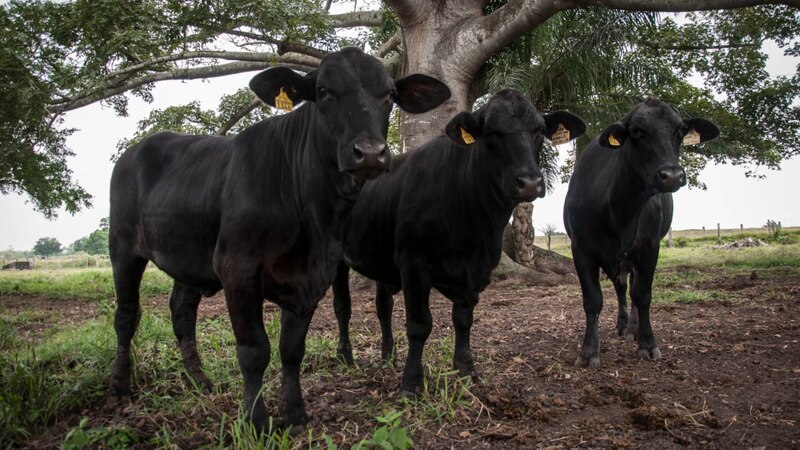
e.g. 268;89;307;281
332;261;354;366
452;301;479;380
573;252;603;368
226;289;271;433
278;307;313;429
108;252;148;403
169;282;213;393
400;265;432;398
375;282;396;364
631;264;660;361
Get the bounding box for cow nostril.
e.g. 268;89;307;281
659;170;670;181
353;147;364;162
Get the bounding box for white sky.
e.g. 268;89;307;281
1;11;798;251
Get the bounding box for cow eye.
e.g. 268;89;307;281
679;125;689;135
318;87;334;101
377;92;392;104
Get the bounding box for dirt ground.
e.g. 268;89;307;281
6;266;800;449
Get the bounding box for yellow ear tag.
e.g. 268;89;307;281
274;87;293;111
550;124;570;145
460;127;475;145
608;134;621;147
682;129;701;146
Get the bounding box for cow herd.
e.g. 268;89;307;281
107;48;719;432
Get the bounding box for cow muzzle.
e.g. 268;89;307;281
515;174;544;202
657;166;686;192
347;138;390;181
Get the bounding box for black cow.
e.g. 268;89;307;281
108;47;450;431
332;90;586;396
564;98;719;367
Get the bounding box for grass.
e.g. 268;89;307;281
0;267;173;302
1;230;799;447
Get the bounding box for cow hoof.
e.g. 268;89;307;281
183;372;214;394
336;352;355;367
399;389;416;401
105;394;131;407
637;347;661;361
574;355;600;368
284;423;306;437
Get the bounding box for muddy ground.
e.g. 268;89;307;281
6;266;800;449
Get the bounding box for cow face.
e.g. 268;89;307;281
446;89;585;204
249;47;450;182
599;98;720;194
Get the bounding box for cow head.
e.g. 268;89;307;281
445;89;586;204
598;98;719;194
249;47;450;183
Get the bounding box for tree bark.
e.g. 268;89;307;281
511;203;536;268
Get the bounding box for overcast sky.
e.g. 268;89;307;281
1;17;798;251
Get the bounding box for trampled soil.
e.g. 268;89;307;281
5;266;800;449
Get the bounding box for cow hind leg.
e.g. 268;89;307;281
169;282;213;393
109;252;148;403
625;274;640;345
332;262;355;366
613;274;629;338
278;307;313;430
375;283;396;364
451;300;479;380
573;252;603;368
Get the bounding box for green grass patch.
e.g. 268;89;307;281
0;267;173;301
658;244;800;270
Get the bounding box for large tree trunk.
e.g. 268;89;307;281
511;203;535;268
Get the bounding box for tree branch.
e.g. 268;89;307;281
384;0;428;27
103;50;293;81
217;97;262;135
639;41;763;51
378;32;402;57
329;10;383;27
467;0;798;80
576;0;800;11
49;58;316;114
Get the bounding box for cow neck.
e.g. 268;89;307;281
239;104;345;218
606;144;653;227
460;143;515;234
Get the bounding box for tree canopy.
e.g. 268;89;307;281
2;0;799;216
32;236;61;256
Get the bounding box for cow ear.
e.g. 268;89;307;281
445;112;481;145
544;111;587;142
249;67;316;110
393;74;451;114
684;118;720;143
599;122;627;148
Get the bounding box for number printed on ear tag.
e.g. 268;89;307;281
683;129;701;146
460;127;475;144
551;124;570;145
275;87;293;111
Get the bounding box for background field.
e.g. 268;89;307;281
1;228;799;449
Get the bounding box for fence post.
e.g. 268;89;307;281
667;228;673;248
702;226;706;236
717;223;721;243
740;224;743;232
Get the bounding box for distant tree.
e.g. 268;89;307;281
538;223;559;251
83;229;109;256
765;219;782;237
70;236;87;253
33;237;61;257
99;217;109;231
